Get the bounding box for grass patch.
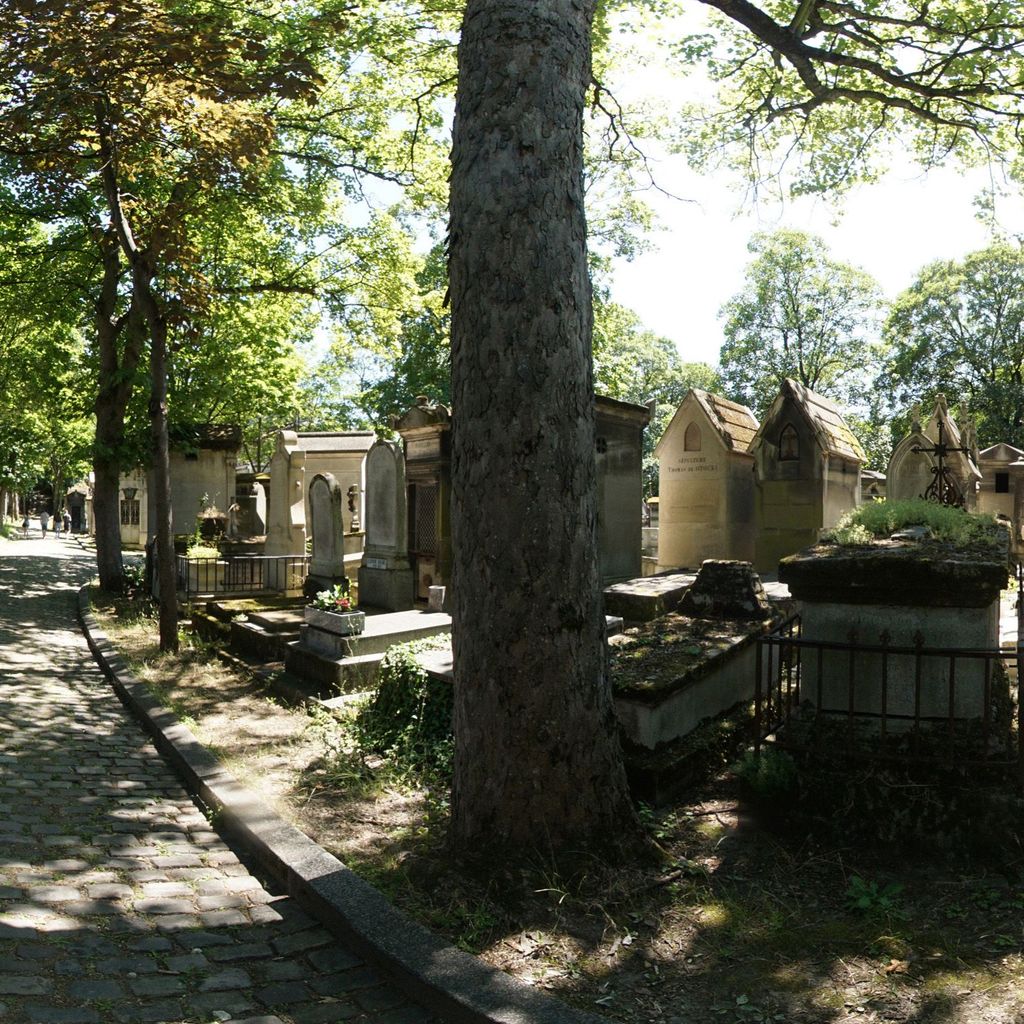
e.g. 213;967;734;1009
829;498;997;546
88;585;1024;1024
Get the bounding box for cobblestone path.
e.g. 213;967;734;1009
0;535;435;1024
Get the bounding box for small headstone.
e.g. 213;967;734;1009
678;559;772;619
305;473;348;598
427;585;446;612
358;440;414;611
890;525;932;542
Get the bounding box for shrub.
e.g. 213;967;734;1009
733;748;798;803
354;637;453;777
829;498;996;547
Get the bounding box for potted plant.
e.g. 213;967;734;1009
305;581;365;636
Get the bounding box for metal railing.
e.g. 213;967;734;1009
754;574;1023;784
176;553;310;597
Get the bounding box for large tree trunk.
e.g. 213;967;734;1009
92;230;145;590
138;276;179;653
447;0;638;855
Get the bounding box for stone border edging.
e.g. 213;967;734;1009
78;585;605;1024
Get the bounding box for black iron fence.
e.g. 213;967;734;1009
754;600;1023;784
176;554;310;597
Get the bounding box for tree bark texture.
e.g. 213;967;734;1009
92;233;145;591
448;0;637;853
140;281;179;653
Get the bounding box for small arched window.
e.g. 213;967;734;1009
683;422;702;452
779;423;799;461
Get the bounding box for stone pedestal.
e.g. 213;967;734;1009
301;606;366;657
780;531;1009;721
358;440;414;610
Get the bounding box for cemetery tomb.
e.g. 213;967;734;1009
292;431;375;532
394;396;452;602
860;469;886;502
264;430;307;562
886;395;981;509
611;560;782;750
974;442;1024;528
358;440;415;611
595;395;652;584
229;471;267;540
778;523;1009;723
114;423;240;547
1012;456;1024;559
749;378;863;572
655;388;758;571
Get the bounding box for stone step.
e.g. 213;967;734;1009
247;608;305;633
284;643;383;692
417;615;623;684
603;573;696;622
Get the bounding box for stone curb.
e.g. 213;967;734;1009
78;585;605;1024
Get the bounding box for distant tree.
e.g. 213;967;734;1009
883;242;1024;449
719;229;884;416
593;299;720;494
445;0;1024;858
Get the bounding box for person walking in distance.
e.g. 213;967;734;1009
39;509;49;537
63;508;71;536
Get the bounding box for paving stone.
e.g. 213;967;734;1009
128;974;186;997
376;1006;438;1024
0;546;438;1024
354;986;409;1013
188;990;257;1015
19;1007;100;1024
287;1003;362;1023
66;977;126;999
261;959;305;982
200;966;253;991
134;897;196;915
308;966;387;995
307;946;363;973
270;928;334;956
0;975;52;995
207;940;276;962
255;980;315;1006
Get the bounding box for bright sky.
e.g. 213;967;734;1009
606;13;1024;370
610;158;1024;369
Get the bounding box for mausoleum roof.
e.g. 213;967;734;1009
295;431;376;453
655;389;758;457
978;442;1024;463
169;423;242;452
755;379;864;463
693;390;759;453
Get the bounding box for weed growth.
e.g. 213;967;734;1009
830;498;996;546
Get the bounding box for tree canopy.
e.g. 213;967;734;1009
678;0;1024;195
883;240;1024;449
719;229;883;415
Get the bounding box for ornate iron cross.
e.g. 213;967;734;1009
911;418;972;507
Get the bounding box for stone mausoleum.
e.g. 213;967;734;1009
655;389;758;571
115;424;241;548
749;379;864;572
886;395;981;509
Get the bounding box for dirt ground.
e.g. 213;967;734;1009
91;591;1024;1024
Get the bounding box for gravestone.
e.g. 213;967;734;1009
886;395;981;508
749;378;863;571
655;389;758;570
304;473;348;598
357;440;414;610
678;560;772;619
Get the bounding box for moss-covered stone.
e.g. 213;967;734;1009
779;526;1009;607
